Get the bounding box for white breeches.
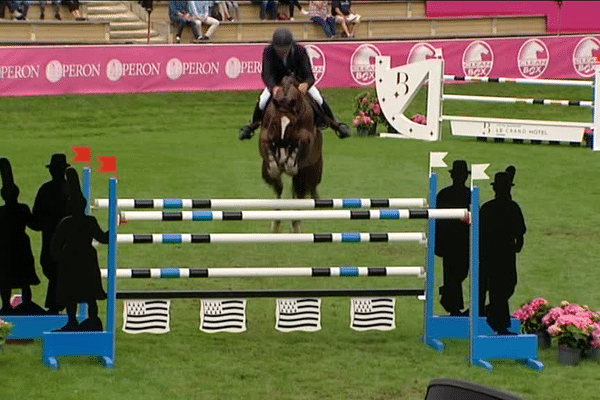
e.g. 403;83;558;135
258;85;323;110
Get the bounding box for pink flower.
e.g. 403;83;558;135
353;117;361;127
547;324;561;335
364;116;372;124
372;103;381;115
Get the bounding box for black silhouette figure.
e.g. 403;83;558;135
31;153;70;314
51;167;108;332
434;160;471;316
479;172;526;335
0;158;41;315
479;166;517;317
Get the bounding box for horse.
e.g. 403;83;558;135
258;75;323;233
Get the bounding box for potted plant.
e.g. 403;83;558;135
0;316;12;348
513;297;552;348
542;301;598;365
353;90;384;136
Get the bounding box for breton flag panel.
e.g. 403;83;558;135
275;298;321;332
350;297;396;331
200;299;247;333
123;300;171;334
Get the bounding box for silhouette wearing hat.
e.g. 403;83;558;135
479;171;526;335
31;153;71;314
435;160;471;316
0;158;42;315
51;167;108;331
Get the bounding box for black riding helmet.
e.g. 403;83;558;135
272;27;294;50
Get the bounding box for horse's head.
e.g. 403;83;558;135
272;75;303;117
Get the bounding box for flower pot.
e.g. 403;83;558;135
356;123;377;137
536;331;551;349
558;345;581;366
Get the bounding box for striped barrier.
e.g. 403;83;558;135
375;58;599;150
100;266;426;279
119;208;468;221
112;232;427;244
94;197;428;210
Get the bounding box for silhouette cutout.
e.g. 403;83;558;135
31;153;70;314
435;160;471;316
51;167;108;331
479;171;526;335
0;157;42;315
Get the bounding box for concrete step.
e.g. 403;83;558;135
86;4;129;15
110;29;160;39
110;36;167;44
87;12;140;22
110;20;148;30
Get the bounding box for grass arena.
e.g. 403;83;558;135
1;79;599;399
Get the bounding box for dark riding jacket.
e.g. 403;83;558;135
262;43;316;92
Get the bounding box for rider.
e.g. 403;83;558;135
239;27;351;140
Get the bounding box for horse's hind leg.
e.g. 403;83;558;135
290;169;310;233
262;160;284;233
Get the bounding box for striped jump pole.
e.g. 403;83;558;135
100;266;425;279
94;197;428;210
444;74;594;87
116;288;425;299
119;208;469;222
112;232;427;244
443;94;593;107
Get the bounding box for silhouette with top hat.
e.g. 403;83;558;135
51;167;108;332
31;153;71;315
0;157;43;315
479;171;526;335
435;160;471;316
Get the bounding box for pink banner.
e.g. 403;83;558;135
426;1;600;35
1;34;599;97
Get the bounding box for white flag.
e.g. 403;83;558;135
276;298;321;332
350;297;396;331
471;163;490;181
123;300;170;334
200;299;246;333
429;152;448;168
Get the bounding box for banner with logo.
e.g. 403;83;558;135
1;35;599;97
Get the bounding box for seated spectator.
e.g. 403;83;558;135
281;0;307;21
64;0;85;20
259;0;278;21
11;0;29;20
331;0;360;38
169;0;202;43
39;0;61;20
189;0;219;40
214;1;238;21
309;1;336;38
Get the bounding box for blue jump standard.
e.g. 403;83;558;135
43;331;115;369
1;314;85;340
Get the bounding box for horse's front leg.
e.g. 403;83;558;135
262;158;284;233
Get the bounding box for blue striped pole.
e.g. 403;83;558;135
424;172;437;345
469;185;480;365
107;177;118;360
94;197;428;210
112;232;427;244
119;209;468;221
443;94;593;107
100;266;425;279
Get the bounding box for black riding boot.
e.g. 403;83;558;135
239;101;264;140
321;100;351;139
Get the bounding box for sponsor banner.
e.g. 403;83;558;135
1;35;599;97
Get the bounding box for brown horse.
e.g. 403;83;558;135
259;76;323;232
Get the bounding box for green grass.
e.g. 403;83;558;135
1;83;599;400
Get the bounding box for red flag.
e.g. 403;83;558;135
73;146;92;163
97;155;118;173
